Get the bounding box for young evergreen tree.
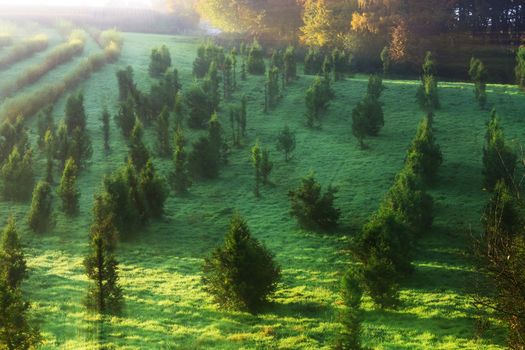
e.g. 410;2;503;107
380;46;391;76
223;56;233;100
116;65;138;101
335;270;363;350
305;76;333;128
202;213;281;313
54;123;69;171
156;107;171;158
84;205;123;315
515;46;525;89
149;68;182;117
128;119;150;172
251;141;261;197
406;116;442;184
189;136;219;179
202;61;221;112
102;108;110;152
0;283;41;349
288;172;340;230
149;45;171;77
231;47;238;88
65;93;87;134
261;148;273;186
27;181;54;233
240;95;247;137
469;57;488;109
482;110;517;191
36;106;54;149
416;52;440;112
0;117;29;164
229;105;242;147
247;40;266;75
171;125;192;194
266;66;280;109
69;126;93;170
186;84;212;129
283;46;297;85
1;147;34;201
115;97;136;138
352;95;384;138
208;113;227;164
174;91;186;126
332;48;346;81
58;157;80;216
367;74;385;100
276;125;296;161
139;160;167;219
0;216;27;290
44;129;55;184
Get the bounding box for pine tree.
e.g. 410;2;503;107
186;84;212;129
406;116;442;184
305;76;333;127
208;113;227;164
276;125;296;161
115;97;136;138
283;46;297;85
416;52;440;112
149;45;171;77
381;46;391;76
174;92;186;126
266;66;280;109
36;106;54;149
240;95;247;137
139;160;167;219
171;125;192;194
102;108;110;152
332;48;346;81
44;129;55;184
335;270;363;350
251;141;261;197
27;181;54;233
58;158;80;216
202;213;281;313
156;107;171;158
482;110;517;191
1;147;34;201
202;61;221;112
69;126;93;170
84;207;123;315
0;283;41;349
223;56;233;100
65;93;87;134
288;172;340;230
0;216;27;290
261;148;273;186
128;119;150;172
53;123;68;171
516;46;525;89
247;40;265;75
189;136;219;179
231;47;238;89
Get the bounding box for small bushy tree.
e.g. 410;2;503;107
247;40;265;75
515;46;525;89
171;126;192;193
482;110;517;191
189;137;219;179
381;46;391;75
406;116;442;184
251;141;261;197
283;46;297;84
149;45;171;77
102;108;110;152
276;125;296;161
335;269;363;350
186;84;212;129
139;160;168;219
305;76;333;127
288;172;340;230
0;216;27;290
115;97;136;138
469;57;488;109
156;107;171;158
27;181;54;233
58;158;80;216
202;213;281;313
128;119;150;172
1;147;34;201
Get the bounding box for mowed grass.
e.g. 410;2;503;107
0;31;520;349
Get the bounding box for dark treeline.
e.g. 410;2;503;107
191;0;525;82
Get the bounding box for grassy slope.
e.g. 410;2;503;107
0;31;522;349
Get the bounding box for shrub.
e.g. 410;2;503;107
192;42;225;78
115;97;136;138
149;68;182;117
305;76;333;127
352;95;384;137
116;66;138;102
202;213;281;313
367;74;385;100
288;172;340;230
0;34;48;71
27;181;54;233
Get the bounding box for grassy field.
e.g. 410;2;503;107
0;31;522;349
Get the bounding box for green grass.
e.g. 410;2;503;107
0;31;520;349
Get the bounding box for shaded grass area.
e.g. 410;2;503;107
0;32;520;348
